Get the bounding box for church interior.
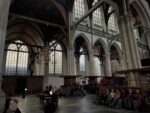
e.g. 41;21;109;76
0;0;150;113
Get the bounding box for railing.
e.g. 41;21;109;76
76;24;121;41
76;24;149;50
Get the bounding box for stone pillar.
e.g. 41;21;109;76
104;52;112;76
119;16;141;69
146;31;150;50
67;10;76;75
62;52;67;75
88;49;96;76
43;45;49;90
100;62;104;76
67;45;76;75
128;17;141;68
0;0;11;110
75;57;80;75
119;54;126;70
118;15;141;86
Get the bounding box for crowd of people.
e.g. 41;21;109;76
43;85;86;97
41;85;86;113
94;87;143;111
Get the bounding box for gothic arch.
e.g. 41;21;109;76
94;38;107;54
110;42;122;58
102;0;119;15
6;21;44;53
74;33;92;52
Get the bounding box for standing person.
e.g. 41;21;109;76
3;97;11;113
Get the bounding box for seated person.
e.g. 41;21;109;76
106;89;115;106
132;89;142;110
124;89;134;110
44;86;49;95
109;89;121;108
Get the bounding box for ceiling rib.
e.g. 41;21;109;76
10;13;67;29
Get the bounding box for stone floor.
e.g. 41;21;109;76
12;94;147;113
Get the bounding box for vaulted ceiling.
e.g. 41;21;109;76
9;0;71;42
10;0;66;25
9;0;142;42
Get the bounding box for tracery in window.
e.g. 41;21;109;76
5;40;28;75
93;7;102;26
108;7;118;34
74;0;85;18
49;41;62;75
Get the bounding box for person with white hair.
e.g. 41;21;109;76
3;98;21;113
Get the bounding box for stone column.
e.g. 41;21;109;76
104;52;112;76
75;57;80;75
119;16;141;69
128;16;141;68
43;45;50;90
62;52;67;75
67;10;76;75
88;49;96;76
100;60;104;76
146;31;150;50
119;54;126;70
118;15;141;86
67;45;76;75
0;0;11;110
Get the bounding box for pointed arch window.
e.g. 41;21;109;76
93;0;103;26
75;0;85;18
49;41;62;75
108;7;118;34
5;40;28;75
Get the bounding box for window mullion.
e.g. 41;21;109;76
16;50;19;75
54;48;56;76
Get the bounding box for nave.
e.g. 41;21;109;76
11;94;145;113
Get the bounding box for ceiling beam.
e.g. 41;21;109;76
51;0;68;26
9;13;67;29
73;0;104;28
